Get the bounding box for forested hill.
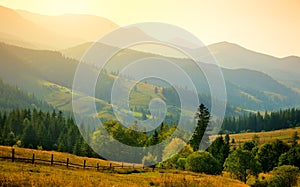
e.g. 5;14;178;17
0;108;95;157
0;78;52;111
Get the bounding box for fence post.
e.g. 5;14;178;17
51;154;54;166
133;163;134;168
97;163;99;171
122;162;123;168
11;148;15;162
32;153;35;164
110;163;112;169
66;158;69;168
84;160;86;169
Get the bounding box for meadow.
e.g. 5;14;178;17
211;127;300;147
0;146;247;187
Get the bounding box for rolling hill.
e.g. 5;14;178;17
0;42;299;115
61;41;300;111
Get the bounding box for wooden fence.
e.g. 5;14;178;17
0;148;155;171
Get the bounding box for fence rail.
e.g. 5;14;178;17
0;148;155;172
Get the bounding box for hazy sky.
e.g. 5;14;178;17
1;0;299;57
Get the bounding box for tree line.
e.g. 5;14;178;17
222;108;300;133
1;105;300;186
0;108;96;158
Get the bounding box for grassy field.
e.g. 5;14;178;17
0;146;112;167
0;146;248;187
42;81;109;113
211;127;300;147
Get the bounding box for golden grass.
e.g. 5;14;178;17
0;146;113;167
0;146;248;187
0;160;248;187
211;127;300;147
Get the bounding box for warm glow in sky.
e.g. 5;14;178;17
1;0;299;57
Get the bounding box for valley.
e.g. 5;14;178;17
0;3;299;187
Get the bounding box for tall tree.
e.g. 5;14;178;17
189;104;210;151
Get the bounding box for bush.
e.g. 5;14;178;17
247;177;268;187
185;151;222;175
157;153;179;169
157;145;194;170
176;158;187;170
241;141;256;151
278;145;300;168
268;165;299;187
37;145;43;150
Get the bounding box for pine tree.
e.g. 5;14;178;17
189;104;210;151
22;118;36;148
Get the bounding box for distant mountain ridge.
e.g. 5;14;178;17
16;9;118;45
207;42;300;83
0;5;118;50
62;41;300;87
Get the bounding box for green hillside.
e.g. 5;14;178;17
62;42;300;111
0;42;299;119
0;79;52;111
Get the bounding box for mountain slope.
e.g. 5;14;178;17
0;42;298;114
61;41;300;111
0;79;52;111
17;10;118;45
0;5;118;50
0;5;82;49
207;42;300;82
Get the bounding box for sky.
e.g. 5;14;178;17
1;0;299;57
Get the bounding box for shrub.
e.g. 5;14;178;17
268;165;299;187
278;145;300;168
185;151;222;175
176;158;187;170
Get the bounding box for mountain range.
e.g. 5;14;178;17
0;5;299;121
0;5;118;49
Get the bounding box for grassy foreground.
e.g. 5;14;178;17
0;161;247;187
0;146;247;187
